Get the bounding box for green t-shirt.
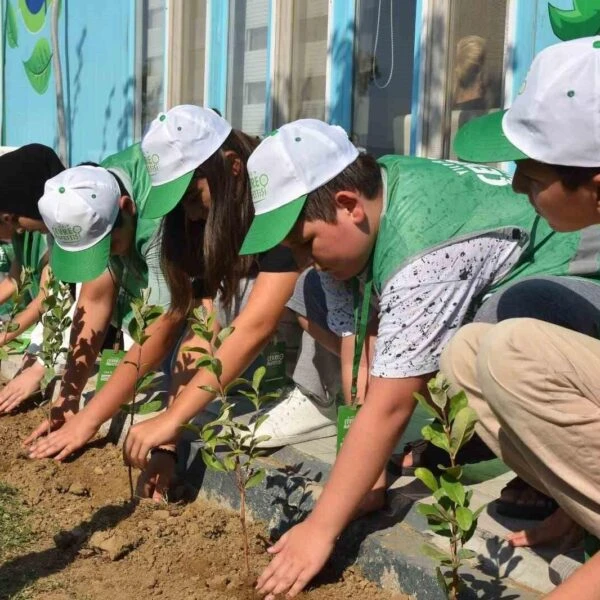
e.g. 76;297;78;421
100;144;170;329
0;242;14;273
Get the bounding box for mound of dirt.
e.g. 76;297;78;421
0;409;408;600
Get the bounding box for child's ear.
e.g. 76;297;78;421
118;195;136;217
224;150;242;177
0;213;14;224
334;190;365;223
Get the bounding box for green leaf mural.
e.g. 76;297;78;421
22;37;53;94
7;1;19;48
549;0;600;41
18;0;53;34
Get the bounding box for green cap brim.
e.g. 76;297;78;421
141;170;195;220
240;195;308;255
453;110;529;163
50;234;111;283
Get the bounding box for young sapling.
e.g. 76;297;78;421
38;268;73;431
122;288;164;501
414;373;485;599
185;305;279;577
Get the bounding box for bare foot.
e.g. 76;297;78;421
0;358;44;414
507;508;583;551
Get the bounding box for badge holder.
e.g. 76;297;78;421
336;261;373;454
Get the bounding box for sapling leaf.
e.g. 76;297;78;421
252;414;269;429
245;469;266;490
413;391;441;420
199;384;219;395
417;503;445;522
422;544;452;562
436;567;449;593
223;454;236;471
136;399;163;415
224;378;251;394
422;422;450;452
182;345;210;355
456;506;474;531
201;449;226;472
252;366;266;391
450;407;478;456
414;467;439;493
441;473;468;505
430;521;453;538
215;326;234;349
448;390;468;423
458;548;477;561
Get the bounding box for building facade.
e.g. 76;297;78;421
0;0;593;166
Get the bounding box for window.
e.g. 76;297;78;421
245;81;267;105
137;0;167;136
352;0;417;156
444;0;508;159
272;0;329;126
168;1;207;108
247;26;268;51
227;0;270;136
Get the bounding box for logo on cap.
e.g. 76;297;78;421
250;173;269;203
144;152;160;176
52;224;83;243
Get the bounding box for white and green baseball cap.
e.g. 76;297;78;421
454;36;600;166
240;119;359;255
141;105;232;219
38;166;120;283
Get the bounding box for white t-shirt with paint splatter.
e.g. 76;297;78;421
319;232;522;378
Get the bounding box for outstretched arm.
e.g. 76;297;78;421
124;270;299;468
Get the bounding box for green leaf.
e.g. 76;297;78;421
448;390;468;423
456;506;473;531
136;399;163;415
436;567;448;593
472;503;486;521
182;345;209;355
7;1;18;48
181;423;202;436
413;392;441;421
417;503;444;522
421;544;452;563
223;454;236;471
252;365;266;391
458;548;477;561
440;473;466;506
430;521;453;538
23;38;52;95
224;378;251;395
199;384;219;395
200;449;226;472
440;465;463;480
422;422;449;452
215;326;234;349
427;374;449;412
414;467;439;493
245;469;266;489
450;407;478;456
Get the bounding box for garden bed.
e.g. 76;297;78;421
0;408;408;600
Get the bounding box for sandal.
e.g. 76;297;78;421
387;433;497;478
495;477;558;521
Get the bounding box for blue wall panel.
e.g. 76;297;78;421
4;0;136;165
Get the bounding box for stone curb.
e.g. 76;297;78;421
178;438;542;600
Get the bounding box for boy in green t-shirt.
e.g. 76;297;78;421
237;119;600;598
22;148;180;459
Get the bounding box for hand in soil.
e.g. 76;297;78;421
136;450;176;502
256;519;336;599
506;507;583;551
0;359;44;414
25;402;96;461
123;412;180;470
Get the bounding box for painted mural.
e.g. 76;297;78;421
6;0;67;164
549;0;600;40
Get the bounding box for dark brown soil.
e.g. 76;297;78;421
0;409;409;600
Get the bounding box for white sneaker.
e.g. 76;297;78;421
234;386;337;448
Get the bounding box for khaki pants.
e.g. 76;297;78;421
440;318;600;537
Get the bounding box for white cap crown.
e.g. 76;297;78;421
39;166;120;250
141;105;233;185
247;119;359;214
504;36;600;167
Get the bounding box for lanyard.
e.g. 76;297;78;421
350;260;373;405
